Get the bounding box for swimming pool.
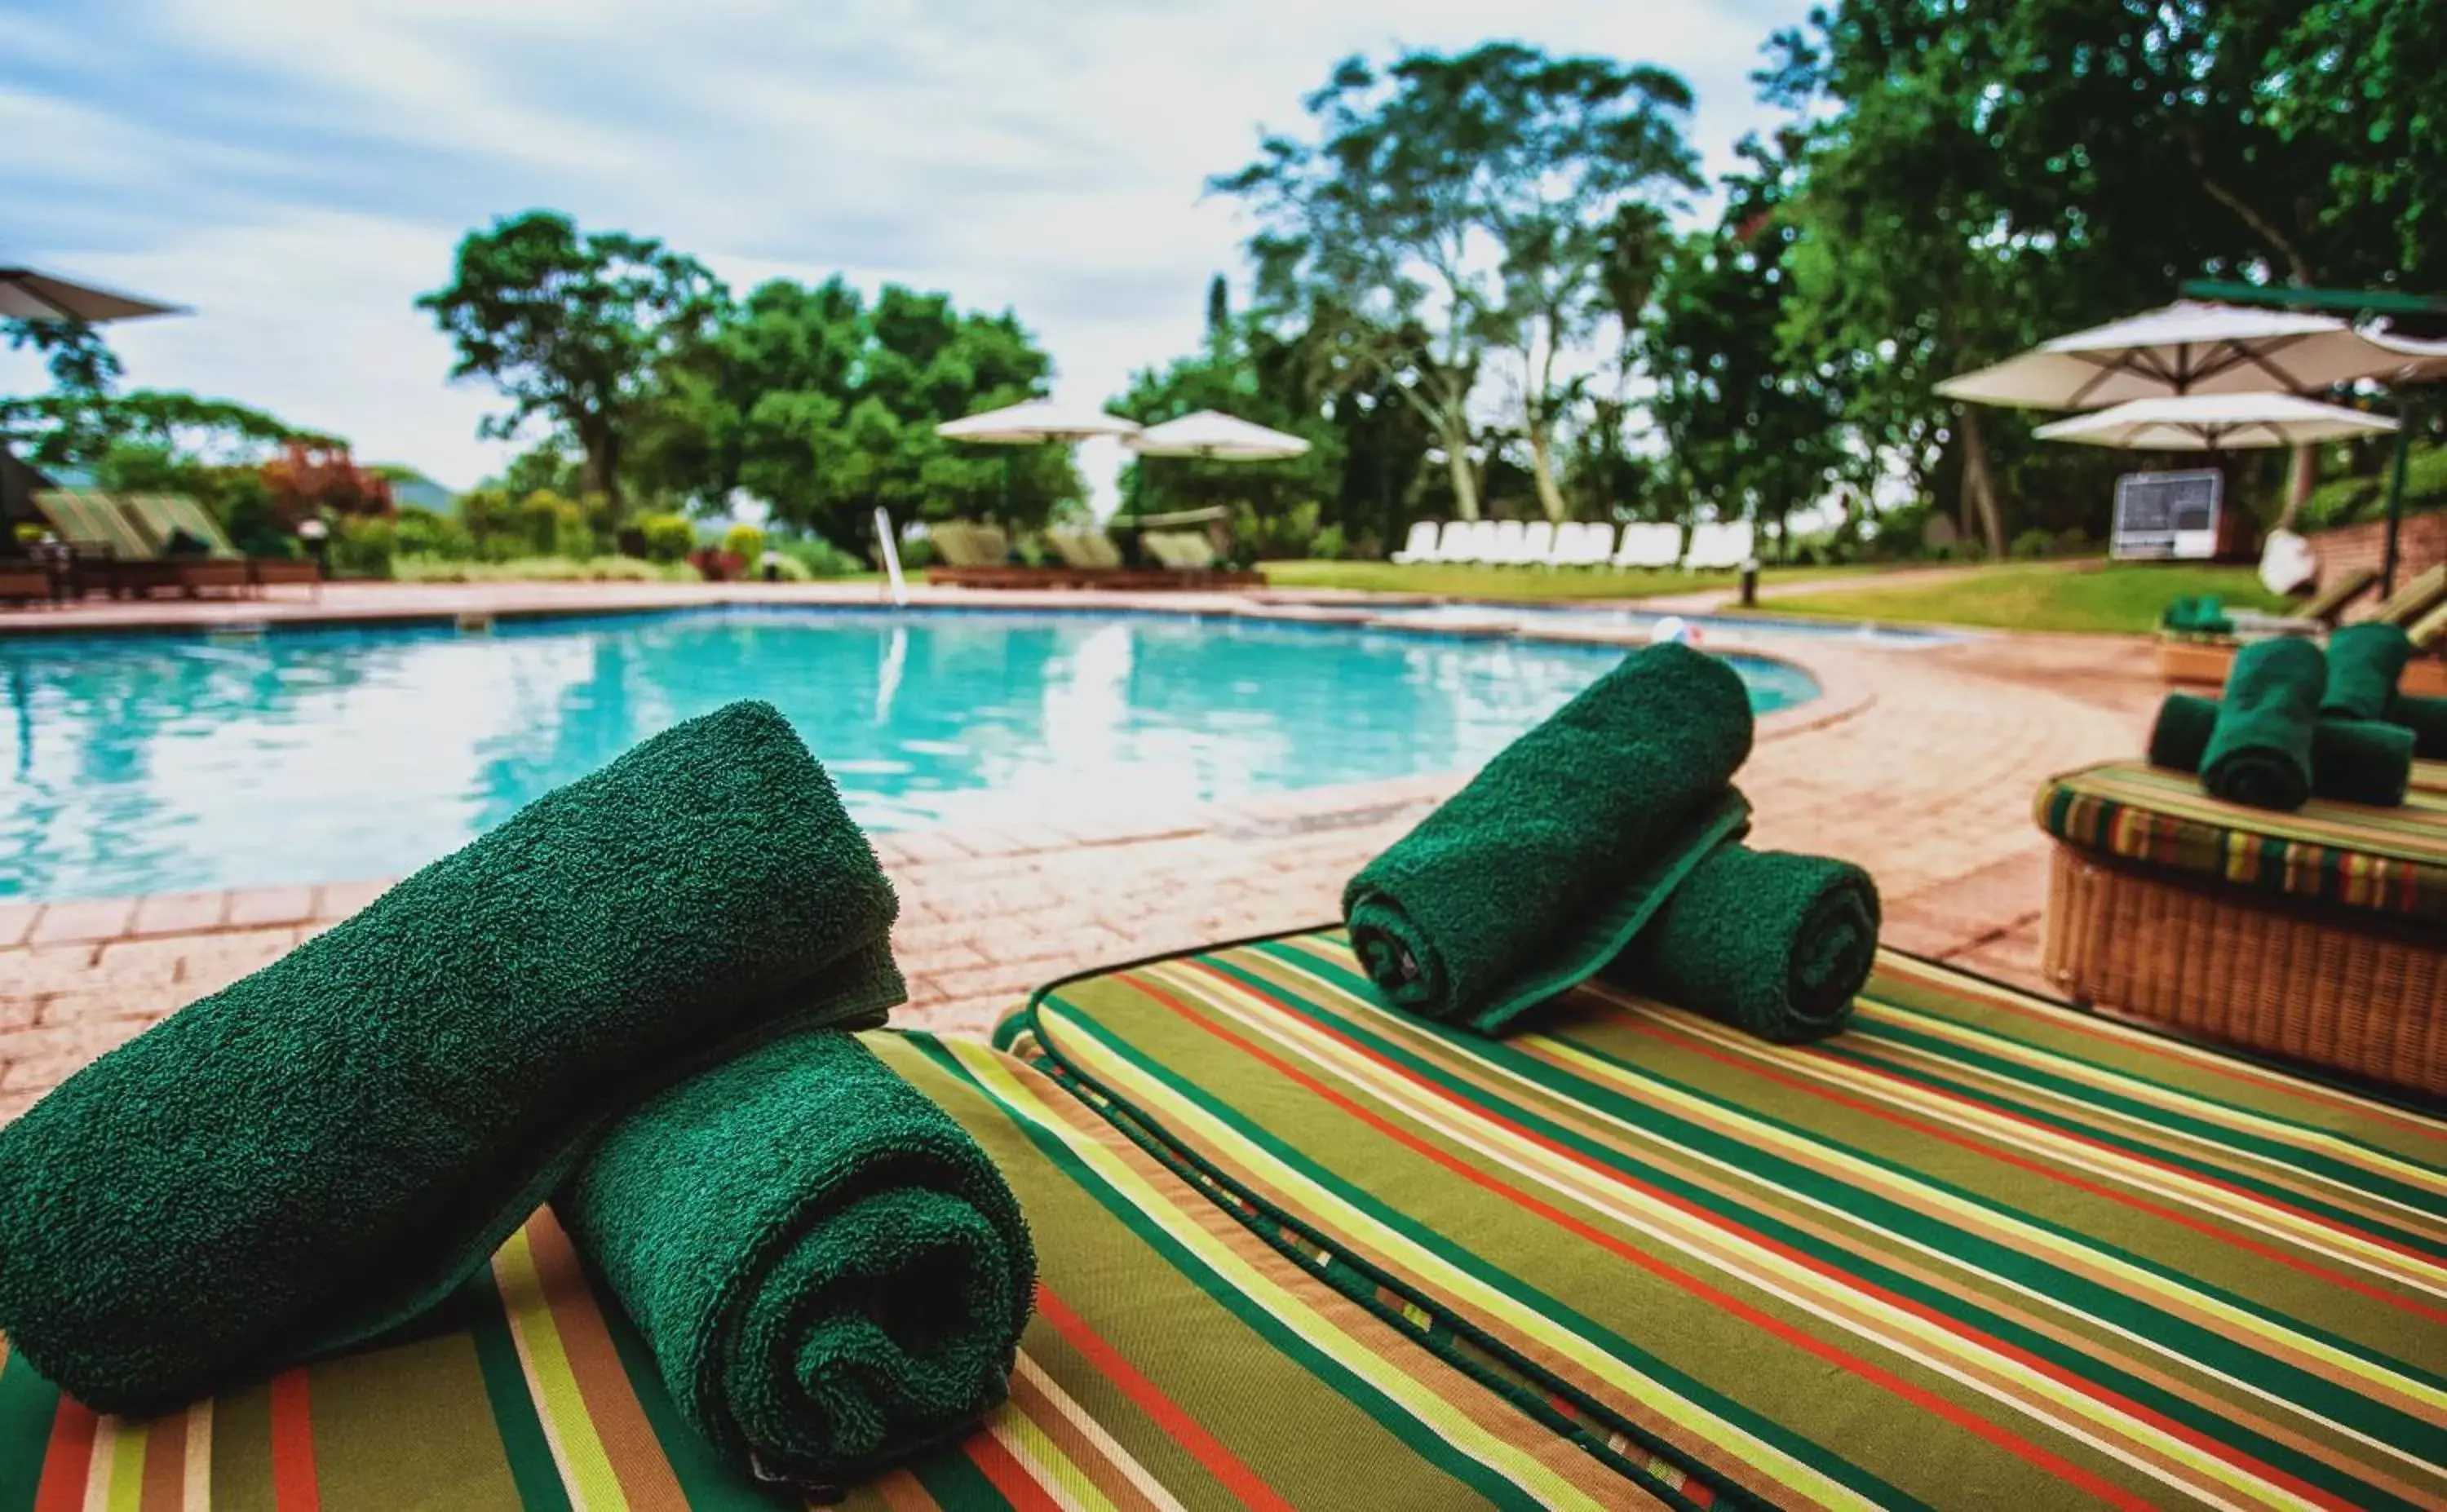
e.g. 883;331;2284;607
0;608;1816;900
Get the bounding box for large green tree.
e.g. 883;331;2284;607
1218;43;1698;522
418;212;728;521
1639;133;1847;556
631;277;1080;552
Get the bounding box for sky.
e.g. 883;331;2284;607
2;0;1809;499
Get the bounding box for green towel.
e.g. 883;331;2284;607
1343;642;1754;1033
561;1030;1033;1489
1603;845;1880;1042
2201;637;2324;810
0;701;905;1413
2391;693;2447;759
2161;595;2233;636
2323;622;2414;720
2149;692;2413;807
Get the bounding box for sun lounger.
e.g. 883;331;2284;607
1046;527;1125;571
1390;519;1443;564
2038;757;2445;1092
117;492;320;597
1680;519;1755;572
2290;564;2379;624
1139;530;1219;570
1544;521;1608;567
1484;519;1529;566
1516;520;1555;567
2158;559;2447;695
1610;521;1683;569
29;489;305;599
0;1029;1635;1510
994;928;2447;1509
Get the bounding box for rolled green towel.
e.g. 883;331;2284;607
2201;637;2324;810
2160;595;2232;635
2323;621;2414;719
2392;693;2447;759
1343;642;1754;1033
1603;846;1880;1043
562;1031;1033;1488
0;701;905;1413
2148;692;2414;807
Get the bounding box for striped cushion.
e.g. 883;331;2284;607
2038;758;2447;922
0;1032;1653;1510
998;930;2447;1511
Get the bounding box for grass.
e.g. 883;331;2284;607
1259;559;1887;601
1755;561;2290;634
392;555;704;583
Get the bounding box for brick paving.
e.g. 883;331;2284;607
0;585;2169;1120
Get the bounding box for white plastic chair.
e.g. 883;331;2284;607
1683;520;1757;572
1435;520;1471;563
1518;521;1555;567
1391;520;1442;564
1573;523;1620;566
1611;522;1684;569
1486;519;1529;565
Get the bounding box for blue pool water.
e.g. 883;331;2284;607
0;608;1816;900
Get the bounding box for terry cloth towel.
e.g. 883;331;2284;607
2324;621;2414;720
2149;692;2414;807
1603;845;1880;1042
0;701;905;1414
1343;641;1754;1034
561;1031;1034;1490
2393;692;2447;759
2160;595;2233;635
2201;636;2324;810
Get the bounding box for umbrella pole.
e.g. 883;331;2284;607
2381;391;2414;599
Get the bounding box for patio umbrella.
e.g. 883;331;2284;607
936;400;1139;516
0;267;184;324
1127;409;1311;461
1934;300;2427;409
2032;392;2400;450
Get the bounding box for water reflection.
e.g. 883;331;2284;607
0;609;1811;900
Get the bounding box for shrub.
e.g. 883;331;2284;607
893;534;934;570
638;512;695;563
772;533;867;577
395;506;476;560
1312;524;1347;561
2010;526;2056;560
721;524;765;561
763;551;812;581
330;516;397;579
392;555;696;583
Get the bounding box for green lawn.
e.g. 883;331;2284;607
1259;559;1884;601
1755;562;2288;634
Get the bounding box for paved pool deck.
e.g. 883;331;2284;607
0;581;2166;1120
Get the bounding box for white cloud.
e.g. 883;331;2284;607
5;0;1807;496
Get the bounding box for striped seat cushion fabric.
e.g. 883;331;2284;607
997;930;2447;1511
0;1032;1653;1511
2037;758;2447;922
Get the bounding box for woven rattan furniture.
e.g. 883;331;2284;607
2036;758;2446;1094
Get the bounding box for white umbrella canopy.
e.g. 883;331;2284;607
935;399;1139;444
2033;392;2400;450
0;267;184;324
1128;409;1312;460
1935;301;2427;409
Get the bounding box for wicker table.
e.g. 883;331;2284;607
2036;758;2447;1094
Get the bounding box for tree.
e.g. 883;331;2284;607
630;277;1081;552
1218;45;1698;522
0;388;330;471
418;211;728;522
3;318;122;396
1639;133;1846;556
1115;320;1343;526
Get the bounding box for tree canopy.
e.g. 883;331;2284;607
418;210;728;520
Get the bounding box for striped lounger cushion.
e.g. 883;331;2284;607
0;1033;1651;1511
2036;758;2447;922
996;930;2447;1511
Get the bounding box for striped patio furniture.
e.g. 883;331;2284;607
0;1031;1649;1510
994;929;2447;1510
2036;758;2445;1092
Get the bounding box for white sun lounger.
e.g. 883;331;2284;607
1611;522;1684;569
1683;520;1757;572
1566;522;1618;567
1391;520;1442;564
1517;521;1555;567
1485;519;1529;565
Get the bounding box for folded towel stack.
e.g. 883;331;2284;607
2149;692;2414;807
2323;622;2414;721
2161;595;2235;636
1344;643;1878;1041
2392;693;2447;759
0;701;1033;1484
